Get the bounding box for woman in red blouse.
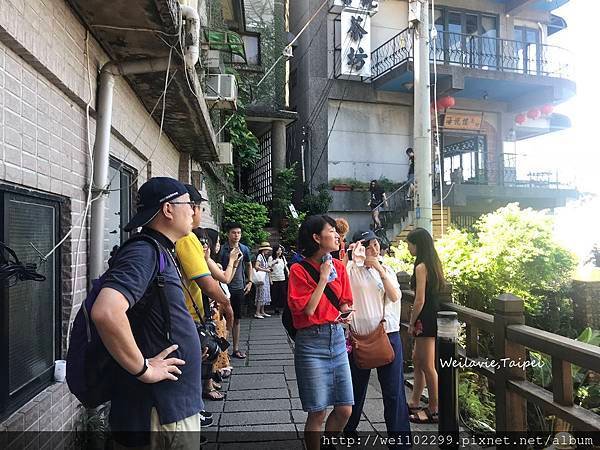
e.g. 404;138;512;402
288;215;354;450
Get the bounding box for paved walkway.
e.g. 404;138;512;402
202;315;437;449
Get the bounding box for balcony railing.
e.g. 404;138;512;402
371;29;573;81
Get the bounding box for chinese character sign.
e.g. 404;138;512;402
341;10;372;77
443;113;483;130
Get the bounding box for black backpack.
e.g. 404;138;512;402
282;260;340;340
66;234;170;408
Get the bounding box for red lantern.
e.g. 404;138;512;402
527;108;541;120
515;114;527;125
438;96;456;109
541;104;554;116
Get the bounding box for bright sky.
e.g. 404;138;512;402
514;1;600;265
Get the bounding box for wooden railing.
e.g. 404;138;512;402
397;274;600;432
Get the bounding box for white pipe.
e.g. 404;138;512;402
181;5;200;69
89;5;199;279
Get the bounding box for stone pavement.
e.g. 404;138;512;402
201;315;438;449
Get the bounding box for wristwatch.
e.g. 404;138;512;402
134;358;149;378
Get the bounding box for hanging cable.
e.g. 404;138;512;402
0;242;46;286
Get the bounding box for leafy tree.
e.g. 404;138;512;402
272;163;298;220
222;200;269;247
300;184;332;216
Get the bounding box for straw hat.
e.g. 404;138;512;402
257;242;272;252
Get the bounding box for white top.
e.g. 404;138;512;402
346;261;401;335
268;256;287;282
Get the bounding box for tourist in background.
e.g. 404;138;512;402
406;227;445;424
254;242;273;319
288;215;354;450
268;243;289;315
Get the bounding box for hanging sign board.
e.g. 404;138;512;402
443;113;483;130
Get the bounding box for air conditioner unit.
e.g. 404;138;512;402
205;74;238;110
217;142;233;166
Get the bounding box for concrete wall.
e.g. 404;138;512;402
327;100;412;182
0;0;215;434
371;0;408;50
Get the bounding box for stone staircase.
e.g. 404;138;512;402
391;204;451;245
264;226;282;245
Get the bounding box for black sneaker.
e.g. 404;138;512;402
200;412;214;427
201;410;213;419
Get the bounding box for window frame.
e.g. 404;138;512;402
0;184;62;421
108;157;135;246
231;31;262;66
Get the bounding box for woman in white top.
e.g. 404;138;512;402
343;230;411;445
268;244;289;314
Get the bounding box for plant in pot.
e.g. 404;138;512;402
330;178;354;191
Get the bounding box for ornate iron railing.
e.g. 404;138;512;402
371;29;573;81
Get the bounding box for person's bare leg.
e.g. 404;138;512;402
422;337;438;412
324;405;352;435
304;410;327;450
233;319;240;350
409;343;426;407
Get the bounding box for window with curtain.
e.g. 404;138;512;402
0;188;60;419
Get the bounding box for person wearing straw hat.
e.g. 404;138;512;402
253;241;273;319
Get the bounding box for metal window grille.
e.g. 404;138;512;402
247;131;272;204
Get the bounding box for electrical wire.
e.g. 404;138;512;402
308;6;373;186
431;0;445;237
90;24;181;37
0;242;46;286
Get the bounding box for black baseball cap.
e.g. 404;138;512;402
184;184;208;203
352;229;380;243
124;177;188;232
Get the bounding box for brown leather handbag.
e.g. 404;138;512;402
350;301;395;369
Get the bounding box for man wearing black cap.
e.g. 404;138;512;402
91;177;203;448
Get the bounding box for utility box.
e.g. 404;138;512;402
217;142;233;166
205;74;238;110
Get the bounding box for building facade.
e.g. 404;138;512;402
0;0;226;441
290;0;576;232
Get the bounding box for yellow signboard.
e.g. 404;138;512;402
443;113;483;130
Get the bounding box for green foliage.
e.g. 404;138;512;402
328;177;402;192
281;211;307;249
300;184;332;216
222;200;269;247
414;204;576;323
458;371;496;433
382;241;414;274
226;112;260;169
528;327;600;417
272;164;298;219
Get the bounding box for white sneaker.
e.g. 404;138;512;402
262;313;271;317
254;314;264;319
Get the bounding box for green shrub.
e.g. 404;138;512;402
300;184;332;216
272;164;297;219
281;211;307;249
222;200;270;247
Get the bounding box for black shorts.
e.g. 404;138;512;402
229;289;245;321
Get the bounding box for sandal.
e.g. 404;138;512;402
202;388;224;401
212;381;222;390
232;350;246;359
407;403;423;414
409;408;438;424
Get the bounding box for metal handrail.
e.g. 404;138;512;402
371;179;412;211
371;29;573;80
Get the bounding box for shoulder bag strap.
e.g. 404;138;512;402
299;260;340;310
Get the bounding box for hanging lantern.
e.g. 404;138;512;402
515;113;527;125
527;108;541;120
438;96;456;109
541;104;554;116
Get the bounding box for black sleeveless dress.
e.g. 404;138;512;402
410;267;440;337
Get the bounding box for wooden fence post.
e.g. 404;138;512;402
494;294;527;432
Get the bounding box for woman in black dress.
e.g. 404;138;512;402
406;227;445;424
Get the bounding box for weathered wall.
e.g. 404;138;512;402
327;100;412;182
0;0;213;434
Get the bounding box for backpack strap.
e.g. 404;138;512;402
299;260;340;310
117;234;174;344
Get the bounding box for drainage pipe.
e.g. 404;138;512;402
89;5;200;279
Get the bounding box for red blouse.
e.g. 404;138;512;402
288;257;353;329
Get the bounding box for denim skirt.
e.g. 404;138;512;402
294;323;354;412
